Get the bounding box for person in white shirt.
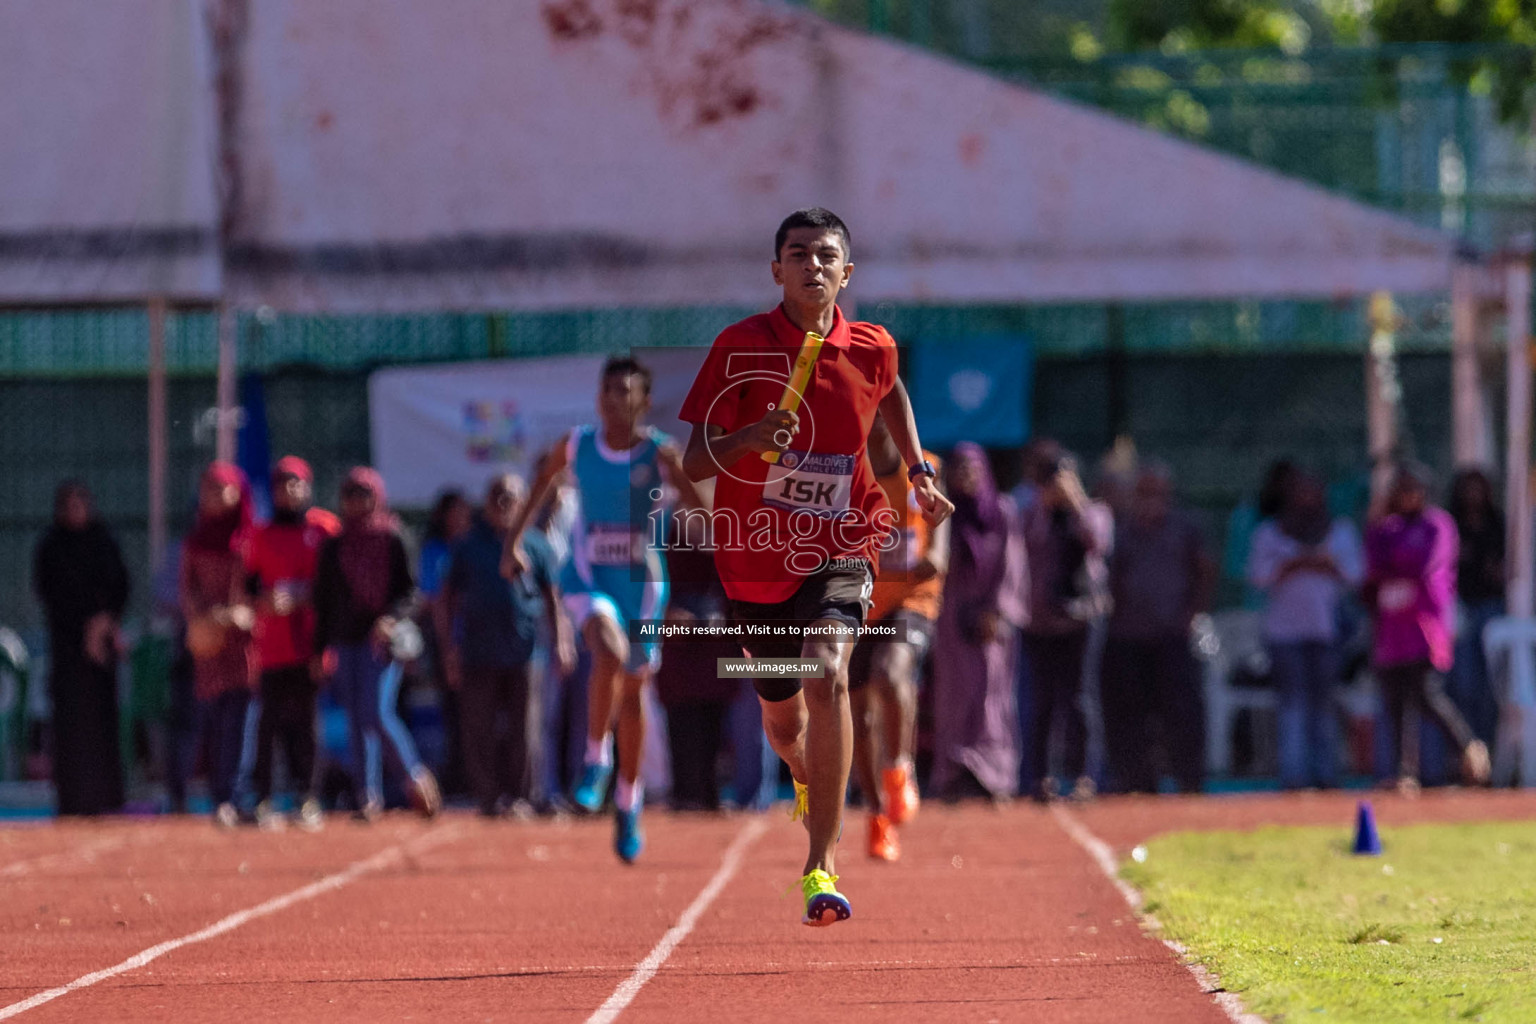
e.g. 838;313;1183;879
1246;470;1363;789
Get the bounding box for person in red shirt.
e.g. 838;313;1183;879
680;208;952;926
246;457;340;830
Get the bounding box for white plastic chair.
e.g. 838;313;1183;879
1199;610;1278;776
0;627;28;781
1481;616;1536;787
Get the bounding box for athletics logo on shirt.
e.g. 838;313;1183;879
762;451;854;518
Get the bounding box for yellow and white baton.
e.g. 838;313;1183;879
762;330;824;464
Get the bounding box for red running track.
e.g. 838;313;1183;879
3;792;1532;1023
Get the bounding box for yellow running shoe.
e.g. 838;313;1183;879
799;869;852;927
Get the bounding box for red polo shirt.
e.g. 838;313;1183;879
680;304;898;604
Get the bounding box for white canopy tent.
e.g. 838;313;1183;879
0;0;1466;309
220;0;1457;311
0;0;220;304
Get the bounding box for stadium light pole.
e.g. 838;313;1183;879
1365;292;1401;514
1450;261;1491;468
215;304;238;463
1505;248;1533;620
147;297;168;574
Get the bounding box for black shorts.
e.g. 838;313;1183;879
847;609;936;693
729;560;872;702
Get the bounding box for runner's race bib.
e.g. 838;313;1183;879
763;451;854;518
586;524;643;566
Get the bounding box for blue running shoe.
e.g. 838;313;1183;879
573;762;612;813
614;807;644;864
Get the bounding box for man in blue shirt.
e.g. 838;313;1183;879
445;475;574;817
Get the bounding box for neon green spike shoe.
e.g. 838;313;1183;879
800;869;852;927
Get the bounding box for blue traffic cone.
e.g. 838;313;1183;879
1352;800;1382;856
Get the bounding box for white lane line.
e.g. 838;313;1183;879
1051;805;1267;1024
586;817;770;1024
1;835;128;878
0;824;463;1020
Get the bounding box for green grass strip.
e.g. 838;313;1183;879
1122;820;1536;1023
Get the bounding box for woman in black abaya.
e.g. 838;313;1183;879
32;481;130;815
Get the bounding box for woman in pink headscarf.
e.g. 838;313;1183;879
313;467;439;820
179;462;257;826
1364;464;1490;794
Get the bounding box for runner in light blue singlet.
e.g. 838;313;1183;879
561;423;670;674
504;357;701;864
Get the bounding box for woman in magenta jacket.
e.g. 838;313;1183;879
1364;464;1490;794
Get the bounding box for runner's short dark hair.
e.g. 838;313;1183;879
774;207;851;262
602;356;652;395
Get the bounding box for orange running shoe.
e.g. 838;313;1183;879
883;764;920;825
867;813;900;861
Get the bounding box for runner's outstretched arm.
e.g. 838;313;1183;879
877;379;953;526
658;443;706;512
542;579;576;678
501;432;571;578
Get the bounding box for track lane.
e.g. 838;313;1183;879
13;793;1534;1022
4;818;458;998
621;802;1230;1023
12;813;757;1023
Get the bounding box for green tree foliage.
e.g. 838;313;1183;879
1108;0;1316;53
1371;0;1536;120
1103;0;1535;120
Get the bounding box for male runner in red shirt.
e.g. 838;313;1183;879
680;208;952;925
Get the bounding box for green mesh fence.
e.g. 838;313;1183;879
994;44;1534;248
784;6;1534;250
0;298;1458;636
0;372;370;634
0;294;1448;378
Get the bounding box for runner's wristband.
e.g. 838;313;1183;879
907;460;937;482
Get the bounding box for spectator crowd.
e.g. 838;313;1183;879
25;399;1513;837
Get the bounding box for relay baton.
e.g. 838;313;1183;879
762;330;824;464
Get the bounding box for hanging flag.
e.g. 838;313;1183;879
909;335;1031;447
238;371;273;520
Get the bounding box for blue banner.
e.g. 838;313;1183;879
238;371;273;520
909;335;1031;448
